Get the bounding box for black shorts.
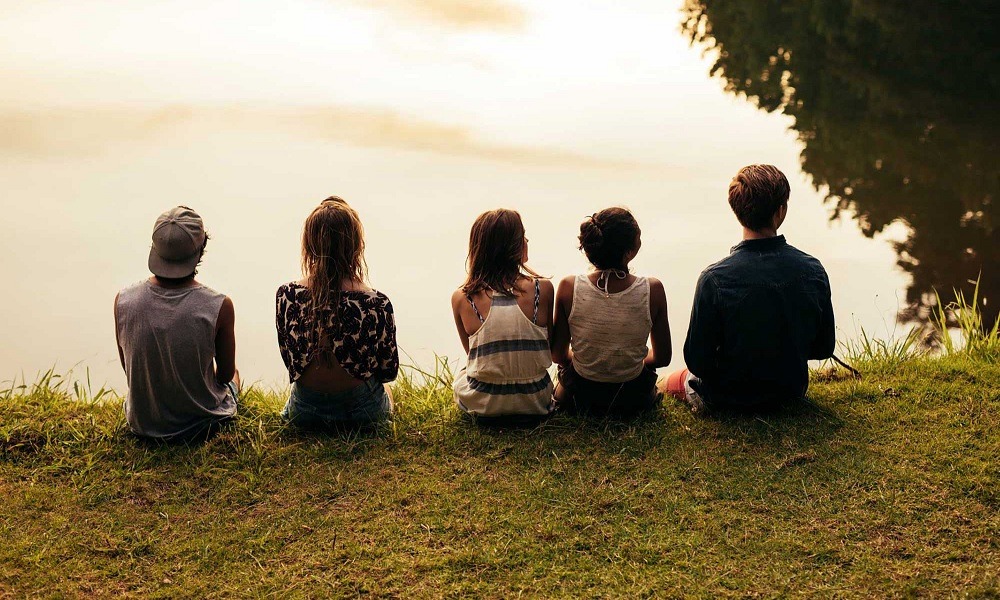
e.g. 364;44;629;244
557;363;659;417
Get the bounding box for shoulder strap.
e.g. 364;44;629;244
532;279;540;324
467;295;485;323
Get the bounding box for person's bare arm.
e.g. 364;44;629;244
214;296;238;386
538;278;555;338
451;289;471;355
114;293;126;373
644;277;672;368
550;276;575;366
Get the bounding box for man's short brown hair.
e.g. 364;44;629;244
728;164;790;231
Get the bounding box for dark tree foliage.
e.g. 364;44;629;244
682;0;1000;326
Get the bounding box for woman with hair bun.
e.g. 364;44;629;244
451;209;555;421
276;197;398;428
551;207;671;417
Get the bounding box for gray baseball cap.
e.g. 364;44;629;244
148;206;207;278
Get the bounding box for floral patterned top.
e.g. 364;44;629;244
276;283;399;384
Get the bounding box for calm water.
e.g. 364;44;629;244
0;0;993;389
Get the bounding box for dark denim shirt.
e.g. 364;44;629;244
683;236;835;408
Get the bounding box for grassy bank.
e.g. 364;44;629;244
1;350;997;598
3;288;998;598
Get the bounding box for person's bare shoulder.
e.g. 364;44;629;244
647;277;667;316
555;275;576;305
537;278;555;307
451;288;467;310
647;277;666;299
219;295;235;320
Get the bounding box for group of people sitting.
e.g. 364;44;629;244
114;164;836;440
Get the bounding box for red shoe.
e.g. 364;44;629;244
663;369;690;400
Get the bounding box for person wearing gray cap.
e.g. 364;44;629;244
114;206;240;440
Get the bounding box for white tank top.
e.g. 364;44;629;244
569;274;652;383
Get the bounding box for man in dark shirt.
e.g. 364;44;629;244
661;164;835;413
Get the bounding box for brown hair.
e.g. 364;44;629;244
578;207;640;270
461;208;541;296
301;196;368;363
728;164;790;231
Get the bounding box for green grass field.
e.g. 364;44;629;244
1;351;997;598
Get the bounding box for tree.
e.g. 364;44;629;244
683;0;999;327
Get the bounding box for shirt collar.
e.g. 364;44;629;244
731;234;787;254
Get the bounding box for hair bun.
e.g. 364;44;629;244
577;207;640;271
584;215;604;241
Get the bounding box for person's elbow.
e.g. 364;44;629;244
683;343;712;379
660;347;673;368
215;356;236;385
383;360;400;383
216;365;236;385
551;345;571;366
809;336;836;360
645;346;672;369
809;316;836;360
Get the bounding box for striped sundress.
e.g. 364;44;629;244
453;280;554;417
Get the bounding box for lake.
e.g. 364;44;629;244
1;0;994;389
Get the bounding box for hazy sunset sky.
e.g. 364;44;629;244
0;0;748;165
0;0;909;386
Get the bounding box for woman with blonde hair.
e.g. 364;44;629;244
451;209;555;420
276;197;398;427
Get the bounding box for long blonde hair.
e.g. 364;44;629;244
301;197;368;362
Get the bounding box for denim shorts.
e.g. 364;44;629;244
281;379;392;427
225;381;240;405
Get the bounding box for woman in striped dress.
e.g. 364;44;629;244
450;209;555;419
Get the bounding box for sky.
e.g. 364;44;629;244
0;0;910;388
0;0;739;161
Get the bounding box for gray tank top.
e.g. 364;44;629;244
115;280;236;438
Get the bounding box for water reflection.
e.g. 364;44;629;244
682;0;999;328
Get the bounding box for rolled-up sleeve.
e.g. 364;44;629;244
683;271;722;379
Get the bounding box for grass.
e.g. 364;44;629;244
934;278;1000;363
840;275;1000;371
2;289;997;598
1;351;998;598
